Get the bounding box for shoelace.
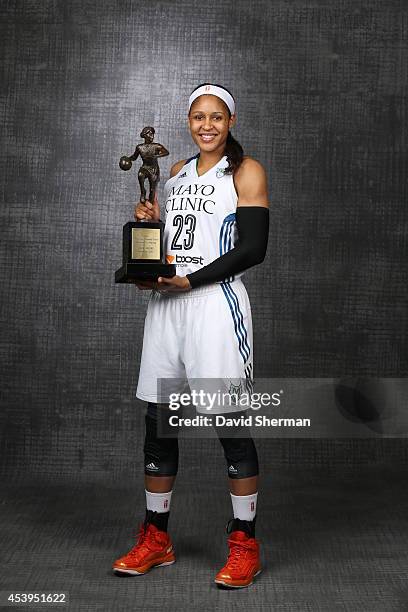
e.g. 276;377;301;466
128;523;155;560
226;537;253;570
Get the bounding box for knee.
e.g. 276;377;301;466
144;402;179;477
218;434;259;479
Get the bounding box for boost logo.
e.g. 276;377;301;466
166;254;204;265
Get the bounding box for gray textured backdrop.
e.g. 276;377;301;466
1;0;407;481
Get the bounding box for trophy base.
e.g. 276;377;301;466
115;262;176;283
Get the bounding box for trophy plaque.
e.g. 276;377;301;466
115;126;176;283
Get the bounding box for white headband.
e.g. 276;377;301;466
188;84;235;115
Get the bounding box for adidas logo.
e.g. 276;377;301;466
228;465;238;473
179;171;187;178
146;462;159;470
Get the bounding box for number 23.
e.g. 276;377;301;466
170;214;196;250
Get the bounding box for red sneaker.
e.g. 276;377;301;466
113;523;175;575
214;530;261;588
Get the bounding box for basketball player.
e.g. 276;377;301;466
112;83;270;588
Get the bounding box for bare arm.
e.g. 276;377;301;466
169;159;187;177
129;145;140;162
233;156;269;208
185;157;270;289
157;145;170;158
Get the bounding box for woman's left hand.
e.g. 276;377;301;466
156;275;192;292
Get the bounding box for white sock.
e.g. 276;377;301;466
145;489;172;513
230;492;258;521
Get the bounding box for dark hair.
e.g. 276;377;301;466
140;126;155;138
189;82;244;175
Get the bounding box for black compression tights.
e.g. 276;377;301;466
144;402;259;479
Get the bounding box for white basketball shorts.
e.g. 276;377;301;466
135;278;254;413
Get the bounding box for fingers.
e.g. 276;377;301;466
158;274;177;282
131;276;181;291
133;280;159;290
156;276;188;292
134;201;155;220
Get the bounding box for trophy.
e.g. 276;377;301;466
115;126;176;283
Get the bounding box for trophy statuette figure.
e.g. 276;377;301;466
115;126;176;283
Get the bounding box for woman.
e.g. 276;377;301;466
112;83;270;588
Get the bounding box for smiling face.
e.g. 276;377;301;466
188;94;236;155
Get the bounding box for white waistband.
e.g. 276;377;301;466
152;277;244;300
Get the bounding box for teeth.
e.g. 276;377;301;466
200;135;216;141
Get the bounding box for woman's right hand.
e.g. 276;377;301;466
134;192;160;222
133;279;160;290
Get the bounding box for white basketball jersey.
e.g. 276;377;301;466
163;154;243;282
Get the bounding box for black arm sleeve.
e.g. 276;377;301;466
186;206;269;289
